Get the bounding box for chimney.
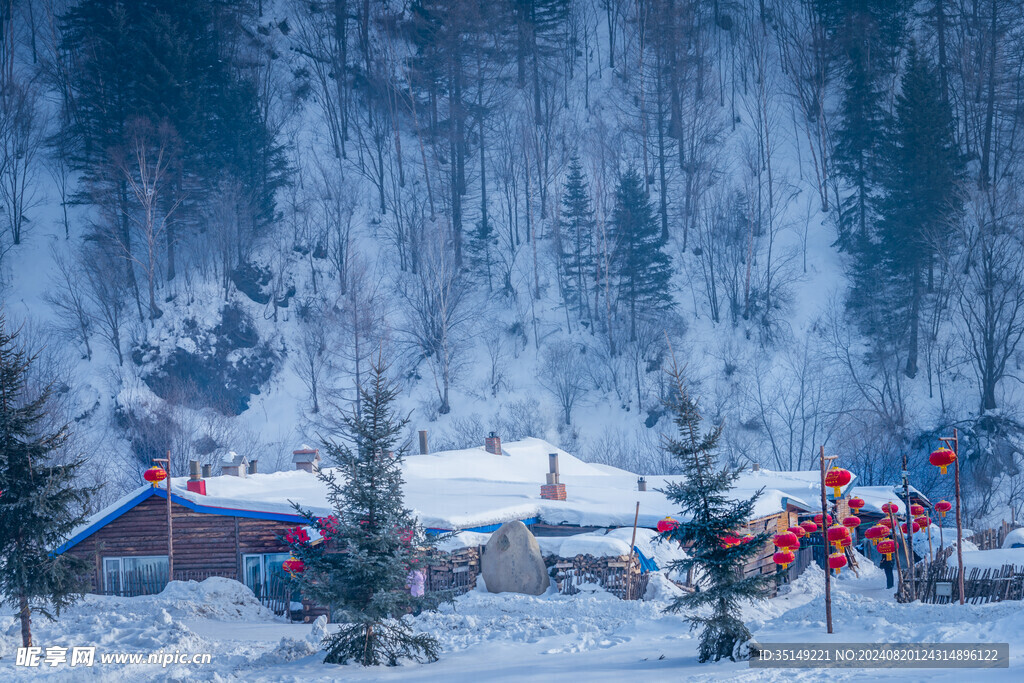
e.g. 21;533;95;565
485;432;502;455
221;452;248;478
187;460;206;495
540;452;567;500
418;430;429;455
752;463;760;472
292;447;321;473
637;476;647;492
201;464;212;478
247;459;258;475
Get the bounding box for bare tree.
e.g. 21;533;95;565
43;247;93;360
539;339;589;425
0;78;44;247
82;244;127;366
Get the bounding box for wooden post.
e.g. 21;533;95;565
901;454;916;600
952;429;965;605
154;455;174;580
888;506;904;590
627;501;640;598
819;446;833;634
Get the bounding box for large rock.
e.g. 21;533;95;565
481;521;550;596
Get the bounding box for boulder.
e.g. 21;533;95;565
481;521;550;596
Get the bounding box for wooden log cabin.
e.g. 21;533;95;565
55;437;853;607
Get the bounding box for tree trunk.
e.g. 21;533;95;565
19;593;31;648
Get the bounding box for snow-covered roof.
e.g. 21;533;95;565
61;438;849;553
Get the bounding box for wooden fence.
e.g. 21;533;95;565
914;563;1024;604
968;522;1020;550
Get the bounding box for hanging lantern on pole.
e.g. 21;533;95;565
657;516;679;533
915;516;931;528
910;503;925;517
934;501;952;518
824;467;852;498
773;531;799;551
879;517;894;530
788;525;807;540
827;524;850;549
842;515;861;529
719;535;741;548
813;513;833;526
774;549;796;570
929;447;957;475
848;497;865;513
828;552;848;575
144;466;168;488
839;536;852;548
877;539;897;561
900;521;921;535
282;557;305;576
881;502;900;515
864;525;889;545
800;520;818;534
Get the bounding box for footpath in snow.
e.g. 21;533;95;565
1;563;1022;681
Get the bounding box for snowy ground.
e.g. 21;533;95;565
2;560;1022;682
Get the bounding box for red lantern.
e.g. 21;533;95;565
900;521;921;534
657;517;679;533
827;524;850;548
773;549;796;570
813;513;833;526
848;497;865;513
800;520;818;534
740;534;755;544
842;515;861;529
910;503;925;517
879;517;894;529
788;525;806;539
144;466;168;488
828;552;848;575
929;447;957;475
915;516;931;528
824;467;853;498
282;557;305;576
840;536;852;548
864;525;889;545
881;501;900;515
773;531;799;550
719;535;741;548
877;539;897;561
934;500;952;518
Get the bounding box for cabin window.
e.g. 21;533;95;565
102;555;169;596
242;553;291;598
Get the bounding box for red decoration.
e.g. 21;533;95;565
910;503;925;517
317;515;340;540
915;516;931;528
773;550;796;570
828;552;848;575
826;524;850;548
773;531;799;550
842;515;861;529
144;466;168;488
657;517;679;533
929;447;957;475
824;467;853;498
719;535;741;549
900;521;921;534
848;497;865;513
282;557;305;575
881;501;900;515
285;527;310;546
879;517;894;529
398;527;414;544
934;500;952;518
864;525;889;544
740;534;755;544
788;525;806;539
800;520;818;534
840;536;852;548
877;539;897;561
813;513;833;526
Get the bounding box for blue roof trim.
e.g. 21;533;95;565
54;487;310;555
425;517;538;535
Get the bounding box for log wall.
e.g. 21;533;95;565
65;496;298;591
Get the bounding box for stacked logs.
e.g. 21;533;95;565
425;546;481;595
545;553;647;600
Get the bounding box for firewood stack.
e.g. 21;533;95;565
545;553;647;600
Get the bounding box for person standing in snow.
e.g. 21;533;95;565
406;567;426;616
880;555;894;590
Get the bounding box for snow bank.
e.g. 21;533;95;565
960;548;1024;570
1002;527;1024;548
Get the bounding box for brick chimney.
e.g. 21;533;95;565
540;452;566;500
186;460;207;495
221;452;248;477
292;447;321;473
485;432;502;455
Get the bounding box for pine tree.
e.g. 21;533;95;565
875;45;962;378
612;167;673;341
559;155;596;321
0;316;93;648
658;361;772;663
288;353;445;666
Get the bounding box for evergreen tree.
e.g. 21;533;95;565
875;46;962;378
658;361;772;663
612;167;673;341
0;316;93;648
288;353;445;666
559;155;596;321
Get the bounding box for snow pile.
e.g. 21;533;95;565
1002;527;1024;548
959;548;1024;570
154;577;280;622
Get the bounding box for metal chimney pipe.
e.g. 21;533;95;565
201;464;212;478
247;459;258;475
189;460;201;481
418;430;429;455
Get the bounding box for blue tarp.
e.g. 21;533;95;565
633;546;659;573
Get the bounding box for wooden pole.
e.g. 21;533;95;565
627;501;640;599
629;501;640;554
819;446;832;634
953;429;965;605
888;506;905;590
901;454;916;600
154;455;174;580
